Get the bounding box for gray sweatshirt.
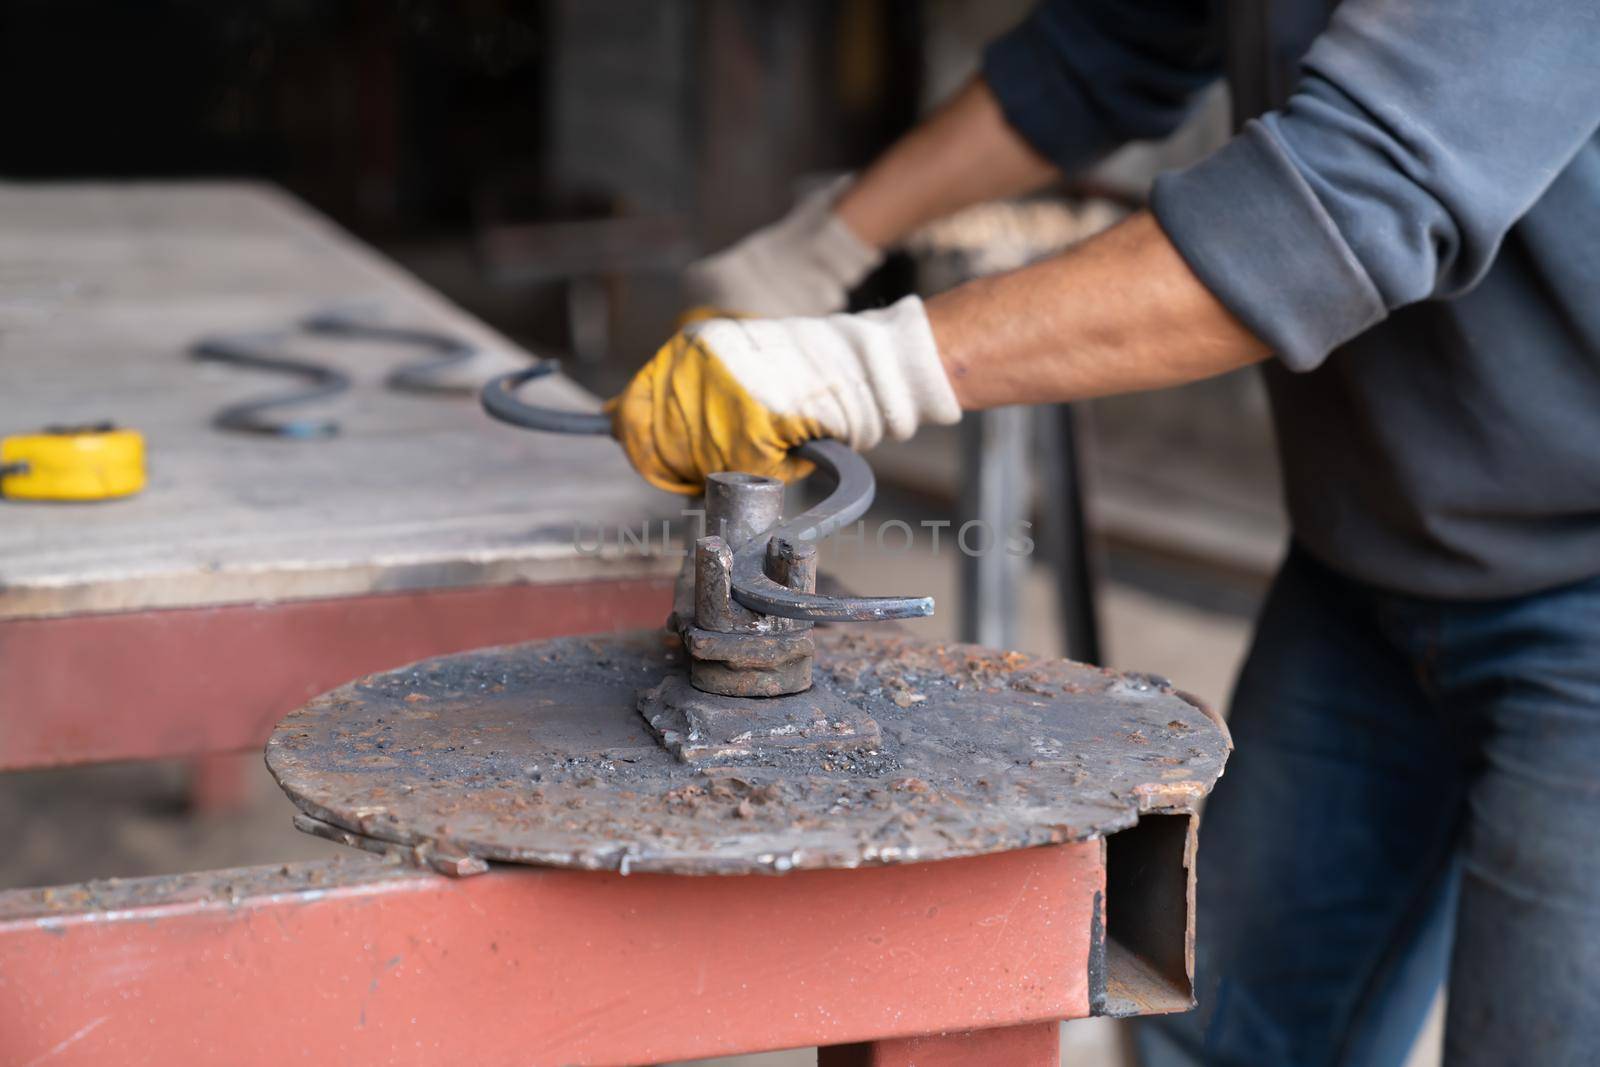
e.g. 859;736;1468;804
985;0;1600;599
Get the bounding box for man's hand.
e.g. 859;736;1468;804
682;178;882;318
608;296;961;494
622;214;1265;496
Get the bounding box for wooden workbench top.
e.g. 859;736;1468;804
0;182;676;620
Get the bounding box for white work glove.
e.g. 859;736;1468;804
609;295;961;493
682;177;883;318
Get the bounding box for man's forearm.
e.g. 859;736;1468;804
928;212;1270;409
614;215;1266;492
834;76;1061;250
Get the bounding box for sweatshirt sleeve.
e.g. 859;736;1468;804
982;0;1221;172
1151;0;1600;371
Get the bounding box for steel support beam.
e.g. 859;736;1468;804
0;843;1101;1066
958;407;1031;650
1037;403;1104;665
0;576;673;770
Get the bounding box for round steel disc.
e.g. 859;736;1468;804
267;629;1229;875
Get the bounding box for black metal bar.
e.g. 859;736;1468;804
301;312;479;395
479;363;613;436
1037;403;1103;664
957;408;1029;648
728;440;933;623
300;313;483;396
191;332;351;439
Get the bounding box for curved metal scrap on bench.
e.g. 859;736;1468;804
192;331;352;439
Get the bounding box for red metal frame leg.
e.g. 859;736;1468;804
819;1020;1061;1066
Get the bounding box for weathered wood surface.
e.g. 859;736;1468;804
0;183;675;620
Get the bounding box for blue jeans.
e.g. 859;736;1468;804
1142;546;1600;1066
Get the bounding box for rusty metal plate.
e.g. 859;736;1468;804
267;630;1228;875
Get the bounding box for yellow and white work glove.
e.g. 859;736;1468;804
683;178;883;317
609;295;961;494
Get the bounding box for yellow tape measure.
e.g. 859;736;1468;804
0;424;146;501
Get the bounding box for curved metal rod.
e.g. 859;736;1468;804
192;332;352;439
730;439;935;622
477;372;933;621
480;362;613;435
302;312;480;394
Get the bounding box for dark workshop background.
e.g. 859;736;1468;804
0;0;934;389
